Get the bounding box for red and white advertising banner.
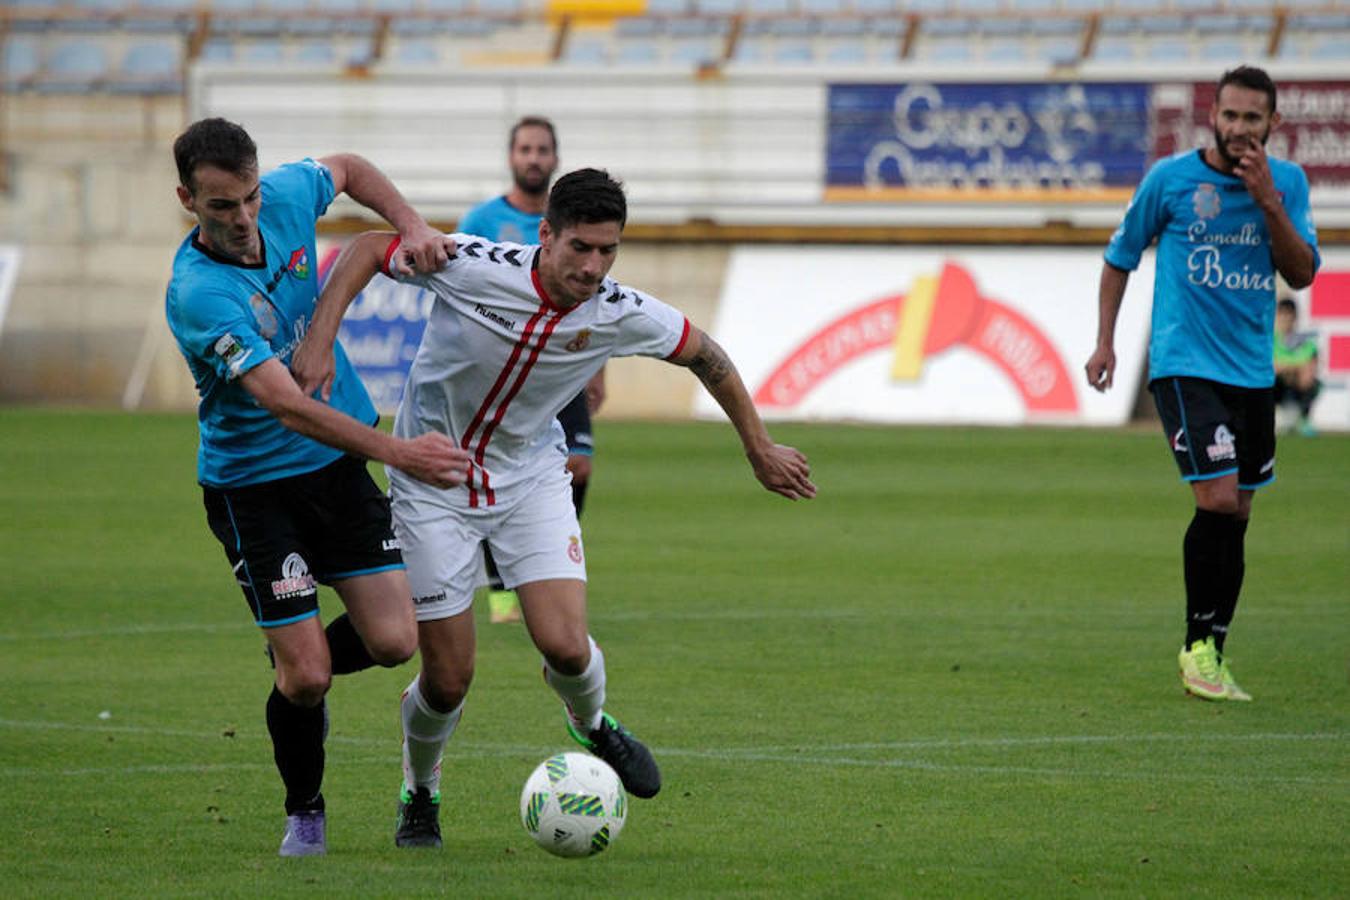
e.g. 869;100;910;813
697;247;1152;426
1152;80;1350;201
1297;247;1350;432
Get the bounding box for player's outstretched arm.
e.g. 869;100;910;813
1085;262;1131;393
292;231;398;400
241;356;470;488
669;326;816;501
319;154;453;275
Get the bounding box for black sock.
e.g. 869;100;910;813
1183;508;1234;647
266;686;326;815
483;542;506;591
571;478;589;518
1212;517;1249;654
1297;383;1320;419
325;613;375;676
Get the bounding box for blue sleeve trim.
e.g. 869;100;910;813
323;563;405;582
1238;475;1276;491
257;609;320;629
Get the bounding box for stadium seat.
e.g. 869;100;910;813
240;38;286;64
35;38;111;93
110;39;182;93
1092;36;1134;62
1144;38;1191;62
615;40;660;64
389;38;440;64
1199;38;1247;62
1036;37;1079;66
563;38;609;65
293;39;338;64
3;36;41;91
799;0;846;13
477;0;524;13
616;17;664;38
198;38;236;62
985;39;1028;64
924;39;975;64
823;39;867;65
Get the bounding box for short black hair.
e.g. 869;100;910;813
509;116;557;154
173;117;258;193
546;168;627;232
1277;297;1298;314
1217;65;1278;114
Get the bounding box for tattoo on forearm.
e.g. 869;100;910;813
689;337;733;388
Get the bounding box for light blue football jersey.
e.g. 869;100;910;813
166;159;377;488
457;195;543;245
1105;149;1319;388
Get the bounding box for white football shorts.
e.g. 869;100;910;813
391;461;586;622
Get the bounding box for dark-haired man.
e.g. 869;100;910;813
298;168;816;848
458;116;607;626
165;117;471;856
1085;66;1319;702
1273;296;1321;436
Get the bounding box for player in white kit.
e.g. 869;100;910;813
295;169;816;848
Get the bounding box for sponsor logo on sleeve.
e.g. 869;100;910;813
213;333;253;379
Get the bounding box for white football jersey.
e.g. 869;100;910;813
385;234;690;507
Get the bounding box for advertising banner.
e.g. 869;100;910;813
1152;80;1350;196
318;242;430;414
824;82;1151;202
696;247;1153;426
1298;248;1350;431
0;245;21;338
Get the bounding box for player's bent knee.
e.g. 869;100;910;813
542;642;590;677
368;633;417;667
278;667;332;707
421;664;474;711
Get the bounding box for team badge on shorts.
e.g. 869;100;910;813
1206;424;1236;462
272;552;317;600
567;535;583;564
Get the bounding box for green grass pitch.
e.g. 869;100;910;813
1;409;1346;897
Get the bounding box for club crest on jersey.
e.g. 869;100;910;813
249;293;278;339
565;329;592;353
1192;183;1221;220
567;535;583;564
287;247;310;279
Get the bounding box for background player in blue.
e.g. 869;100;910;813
459;116;606;624
165;118;471;856
1084;66;1319;702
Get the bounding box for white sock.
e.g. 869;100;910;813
544;636;606;733
400;675;461;797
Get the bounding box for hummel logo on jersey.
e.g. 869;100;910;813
474;303;516;331
460;242;484;257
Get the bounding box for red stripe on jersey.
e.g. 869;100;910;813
665;317;692;360
473;310;567;506
381;237;402;277
459;307;552;507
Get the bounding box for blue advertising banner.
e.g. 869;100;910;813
825;82;1151;201
319;246;432;413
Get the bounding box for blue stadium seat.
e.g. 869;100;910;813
240;38;286;64
1199;38;1246;62
746;0;790;13
563;38;608;65
293;39;338;64
199;38;236;62
694;0;740;14
820;17;866;37
615;40;660;64
36;39;110;92
925;18;974;37
111;39;182;93
823;39;867;65
477;0;523;13
644;0;690;13
774;41;814;65
370;0;420;11
1144;38;1191;62
616;17;664;38
1037;37;1079;66
389;38;439;64
984;39;1028;64
3;36;41;90
1309;38;1350;61
926;40;975;64
1093;36;1134;62
799;0;846;13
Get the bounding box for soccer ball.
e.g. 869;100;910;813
519;752;627;858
